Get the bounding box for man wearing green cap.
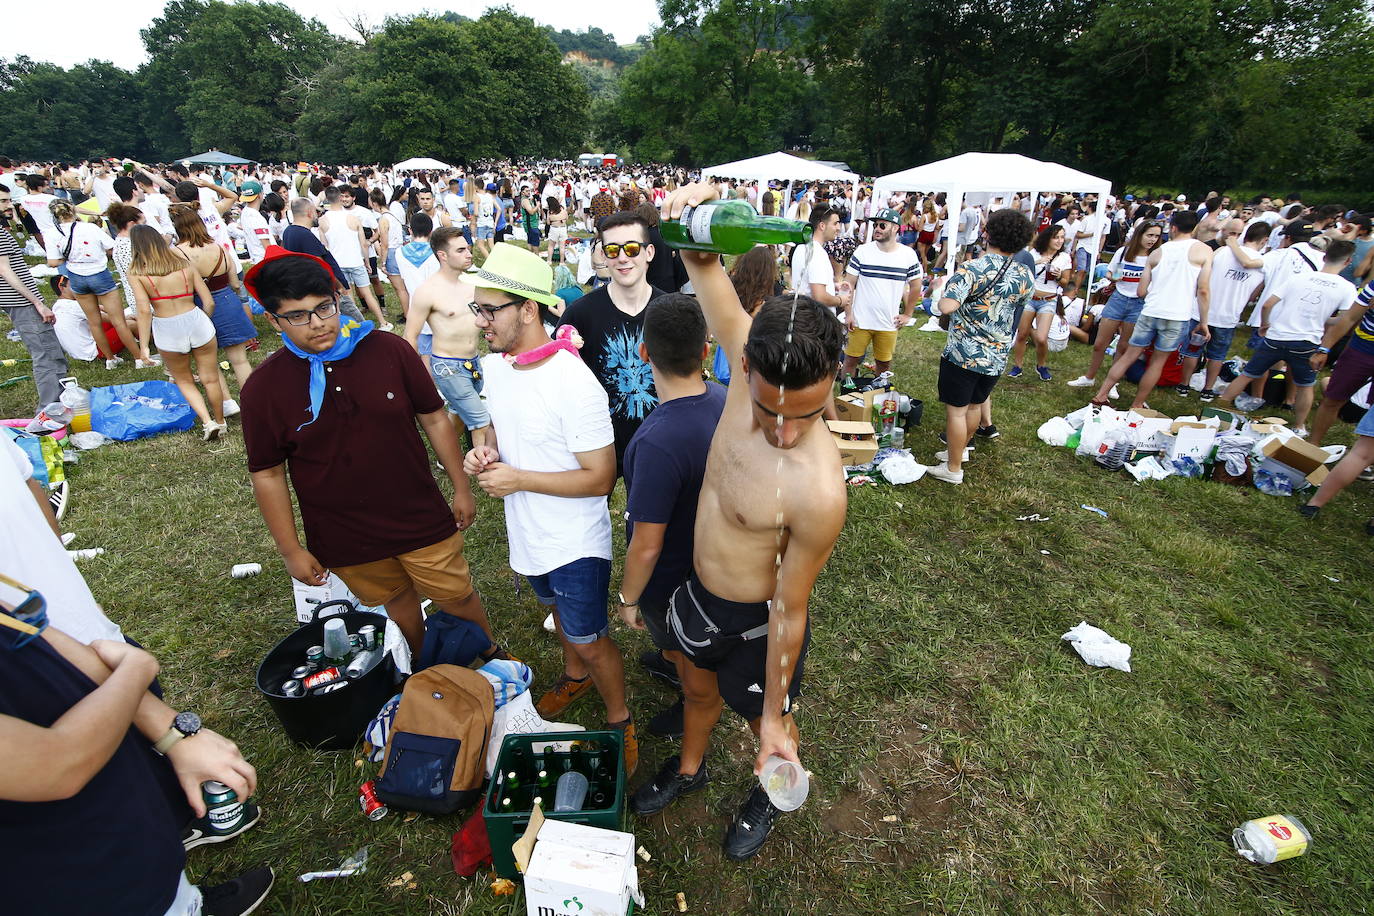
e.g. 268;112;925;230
460;243;637;774
236;181;271;265
840;207;922;380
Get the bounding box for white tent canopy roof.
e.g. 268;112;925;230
393;157;453;172
873;152;1109;197
702;151;860;184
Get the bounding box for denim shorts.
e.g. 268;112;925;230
1074;248;1093;271
340;264;369;288
1178;320;1236;361
1129;315;1187;352
1356;403;1374;437
1241;338;1319;387
525;557;611;643
476;226;495;240
417;333;433;356
1101;290;1144;324
67;268;118;297
1026;296;1058;316
384;250;400;275
430;355;489;429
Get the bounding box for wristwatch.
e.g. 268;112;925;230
153;711;202;755
617;591;639;608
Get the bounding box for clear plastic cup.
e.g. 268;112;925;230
758;755;808;811
553;770;588;812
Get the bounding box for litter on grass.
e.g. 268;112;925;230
299;847;369;882
1080;505;1109;518
1017;513;1050;522
1061;620;1132;672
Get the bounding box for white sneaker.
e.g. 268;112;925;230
926;460;964;484
135;358;159;370
1109;385;1120;400
935;448;972;463
105;356;125;370
1293;427;1308;438
202;421;227;442
379;322;395;332
1066;375;1095;387
222;399;241;417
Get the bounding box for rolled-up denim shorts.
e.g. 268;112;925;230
430;355;489;429
1241;338;1319;387
1178;319;1236;361
476;226;495;240
340;264;369;288
1101;290;1144;324
384;250;400;275
1026;295;1058;316
1129;315;1187;353
68;268;118;296
525;557;611;644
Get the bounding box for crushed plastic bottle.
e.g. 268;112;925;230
1254;468;1294;497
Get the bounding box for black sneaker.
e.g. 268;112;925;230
631;755;708;816
1199;390;1216;403
184;799;261;850
723;785;780;860
1175;385;1192;397
638;649;681;689
647;698;684;739
975;425;1000;439
1296;503;1320;519
201;866;274;916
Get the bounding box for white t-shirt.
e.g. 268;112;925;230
1075;212;1103;253
1202;246;1264;327
475;193;498;229
1033;251;1072;294
0;435;122;644
845;242;921;331
479;350;614;576
139;192;175;237
90;175;117;211
441;191;468;220
1265;271;1356;344
52;298;99;360
21;192;58;238
45;221;114;275
196;202;233;253
958;206;980;244
1250;242;1323;326
239;205;272;263
791;241;836;302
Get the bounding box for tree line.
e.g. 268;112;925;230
2;0;1371;196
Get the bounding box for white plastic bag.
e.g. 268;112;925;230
1037;416;1075;446
877;452;927;484
484;692;583;777
1061;620;1132;672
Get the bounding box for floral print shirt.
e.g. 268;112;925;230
941;252;1034;376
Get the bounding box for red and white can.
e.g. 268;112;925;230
302;667;342;690
359;780;388;820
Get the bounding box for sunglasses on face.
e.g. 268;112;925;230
600;241;644;259
468;299;523;321
276;300;339;326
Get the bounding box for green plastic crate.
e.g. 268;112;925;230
484;730;626;878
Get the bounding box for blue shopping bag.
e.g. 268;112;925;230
90;380;196;441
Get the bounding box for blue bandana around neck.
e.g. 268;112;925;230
280;317;374;430
401;241;433;268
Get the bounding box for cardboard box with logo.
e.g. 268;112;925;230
827;419;879;465
1125;408;1174;451
1260;436;1330;488
514;808;643;916
836;389;885;424
1167;420;1218;463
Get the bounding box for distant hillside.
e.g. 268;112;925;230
546;26;646;69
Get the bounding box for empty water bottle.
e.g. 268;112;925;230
1254;469;1293;496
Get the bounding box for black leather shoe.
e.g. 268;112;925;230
723;786;780;860
647;698;684;739
631;755;707;816
639;649;681;689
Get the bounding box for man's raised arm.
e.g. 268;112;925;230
661;184;752;374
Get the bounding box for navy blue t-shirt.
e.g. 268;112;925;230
0;629;189;915
622;383;727;605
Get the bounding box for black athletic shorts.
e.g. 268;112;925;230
938;356;999;407
666;570;807;721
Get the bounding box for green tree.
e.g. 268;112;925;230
0;57;149;160
139;0;339;160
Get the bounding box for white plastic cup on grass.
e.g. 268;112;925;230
758;755;808;811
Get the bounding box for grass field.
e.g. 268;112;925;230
3;273;1371;915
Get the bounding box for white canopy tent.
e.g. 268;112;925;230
393;157;453;172
873;152;1112;278
702;151;863;228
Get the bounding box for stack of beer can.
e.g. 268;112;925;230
280;619;383;697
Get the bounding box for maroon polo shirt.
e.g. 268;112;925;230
241;330;456;567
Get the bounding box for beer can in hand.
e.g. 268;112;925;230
202;780;245;835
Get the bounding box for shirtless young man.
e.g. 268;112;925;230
404;227;489;447
630;183;847;860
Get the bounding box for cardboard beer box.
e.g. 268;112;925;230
1167;421;1217;463
291;572;384;623
836;389;887;423
519;817;643;916
1125;408;1174;451
827;419;879;465
1260;436;1330;488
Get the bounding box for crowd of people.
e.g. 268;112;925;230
2;150;1372;915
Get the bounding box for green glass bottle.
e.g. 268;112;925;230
659;200;811;255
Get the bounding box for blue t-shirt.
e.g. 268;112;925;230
0;628;190;915
622;383;727;604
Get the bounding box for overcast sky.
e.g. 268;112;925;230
0;0;661;70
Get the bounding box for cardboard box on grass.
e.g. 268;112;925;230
1167;420;1217;463
1199;406;1242;431
514;806;643;916
1247;416;1290;436
1126;408;1174;451
835;389;889;424
291;572;383;624
1260;436;1330;488
827;419;879;465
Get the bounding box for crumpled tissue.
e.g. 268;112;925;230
1060;620;1132;672
877;452;927;484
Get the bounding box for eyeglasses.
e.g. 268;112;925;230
276;300;339;326
468;299;524;321
600;241;644;259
